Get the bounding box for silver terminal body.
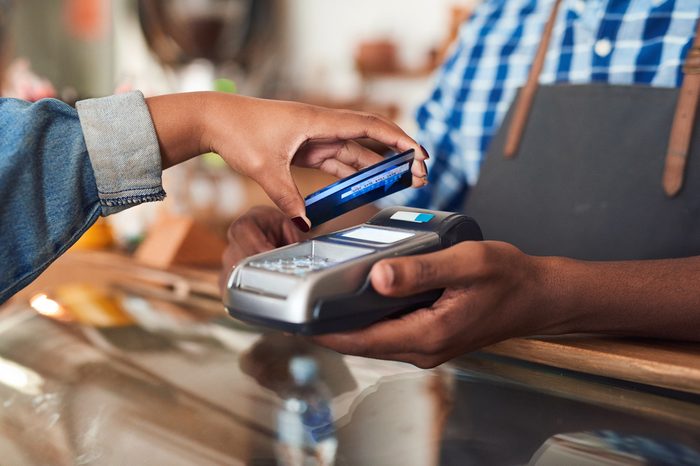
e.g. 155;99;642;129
224;207;482;334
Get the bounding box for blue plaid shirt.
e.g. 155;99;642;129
383;0;700;212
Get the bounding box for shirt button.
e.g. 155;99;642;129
594;38;612;57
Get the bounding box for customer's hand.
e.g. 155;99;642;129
313;241;562;368
220;206;301;292
205;95;427;230
147;92;426;232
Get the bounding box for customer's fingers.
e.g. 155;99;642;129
309;109;422;157
317;158;360;179
411;159;428;187
331;139;385;169
254;172;311;231
318;140;428;187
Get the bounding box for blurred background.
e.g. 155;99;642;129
0;0;474;267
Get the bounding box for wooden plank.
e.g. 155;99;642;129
449;355;700;430
482;335;700;395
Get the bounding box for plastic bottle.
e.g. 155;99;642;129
275;356;338;466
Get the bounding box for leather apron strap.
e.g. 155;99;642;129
503;0;700;198
503;0;562;158
663;24;700;196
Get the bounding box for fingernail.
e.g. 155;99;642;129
420;145;430;159
377;263;394;288
291;216;311;233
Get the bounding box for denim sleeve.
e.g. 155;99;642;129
0;98;101;304
0;92;166;304
76;91;165;215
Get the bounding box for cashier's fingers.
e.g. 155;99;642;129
244;209;299;245
313;289;483;368
224;207;300;262
221;208;301;292
222;231;272;272
246;206;303;246
369;242;490;297
312;304;441;359
235;226;275;254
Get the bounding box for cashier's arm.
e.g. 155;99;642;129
312;243;700;368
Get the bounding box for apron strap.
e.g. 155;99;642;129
503;0;562;158
662;19;700;197
504;2;700;198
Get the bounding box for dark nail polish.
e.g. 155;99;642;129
291;216;311;233
420;145;430;159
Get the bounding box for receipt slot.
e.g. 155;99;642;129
224;207;483;334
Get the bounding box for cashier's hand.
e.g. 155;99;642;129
220;206;301;292
313;241;555;368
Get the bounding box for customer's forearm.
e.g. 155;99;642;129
145;92;210;169
543;255;700;340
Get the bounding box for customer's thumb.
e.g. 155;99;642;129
259;174;311;233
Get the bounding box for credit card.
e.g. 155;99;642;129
305;149;415;227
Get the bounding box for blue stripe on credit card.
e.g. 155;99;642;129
304;150;416;227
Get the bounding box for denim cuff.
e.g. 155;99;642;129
76;91;166;216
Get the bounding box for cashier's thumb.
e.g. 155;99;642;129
371;254;444;297
259;174;311;233
371;262;397;295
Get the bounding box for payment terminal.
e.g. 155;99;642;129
224;207;482;334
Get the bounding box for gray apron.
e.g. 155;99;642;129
464;83;700;260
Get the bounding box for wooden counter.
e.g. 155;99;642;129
482;336;700;396
9;250;700;396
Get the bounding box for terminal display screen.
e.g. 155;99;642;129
341;227;414;244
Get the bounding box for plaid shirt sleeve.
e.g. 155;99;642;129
378;0;700;212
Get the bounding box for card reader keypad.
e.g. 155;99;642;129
248;255;336;275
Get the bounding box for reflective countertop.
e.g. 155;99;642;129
1;278;699;465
